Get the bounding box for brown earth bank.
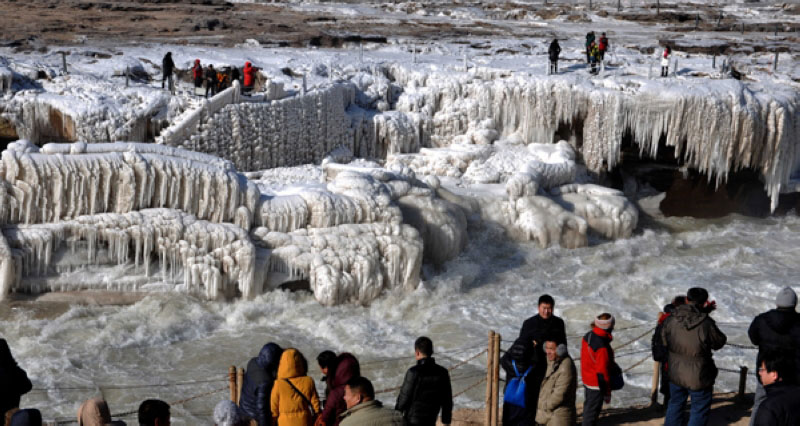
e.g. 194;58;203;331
441;392;752;425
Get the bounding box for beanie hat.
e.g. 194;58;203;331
213;400;242;426
776;287;798;309
556;344;568;358
594;314;615;330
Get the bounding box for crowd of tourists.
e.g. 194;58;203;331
160;52;259;98
2;286;800;425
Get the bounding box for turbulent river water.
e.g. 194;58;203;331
2;212;799;423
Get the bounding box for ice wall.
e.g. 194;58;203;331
388;66;800;211
0;140;258;225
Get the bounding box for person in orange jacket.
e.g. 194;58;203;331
271;349;321;426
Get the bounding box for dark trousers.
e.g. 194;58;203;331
550;60;558;74
162;73;173;90
582;387;604;426
662;66;669;77
590;61;598;74
205;80;217;98
665;383;712;426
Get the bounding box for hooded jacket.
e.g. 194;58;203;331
241;343;283;426
271;349;320;426
661;304;727;390
339;400;404;426
748;309;800;384
535;356;577;426
395;357;453;425
752;381;800;426
319;353;360;426
0;339;32;422
9;409;42;426
162;53;175;76
192;60;203;80
580;327;614;395
548;41;561;61
243;62;256;88
500;338;536;426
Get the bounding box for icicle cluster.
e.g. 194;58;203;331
252;223;422;306
0;140;258;225
1;209;257;300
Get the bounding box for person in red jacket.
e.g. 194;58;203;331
318;353;360;426
192;59;203;93
597;33;609;62
243;61;256;93
580;313;617;426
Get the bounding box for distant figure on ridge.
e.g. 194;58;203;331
651;296;686;406
205;64;218;98
0;339;32;422
138;399;170;426
240;343;283;426
536;340;577;426
517;294;567;421
661;46;672;77
340;377;404;425
319;353;360;426
580;313;620;426
585;31;595;63
243;61;257;94
589;42;599;75
548;39;561;75
752;349;800;426
661;287;727;426
161;52;175;93
598;32;609;62
748;286;800;425
395;337;453;426
192;59;203;94
270;348;321;426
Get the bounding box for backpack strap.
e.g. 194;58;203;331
284;378;317;416
512;360;520;377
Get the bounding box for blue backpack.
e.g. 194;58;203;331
503;360;533;408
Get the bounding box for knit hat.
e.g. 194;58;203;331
556;344;568;358
213;400;243;426
594;314;615;330
776;287;797;309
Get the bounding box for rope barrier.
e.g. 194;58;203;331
623;354;651;373
30;377;228;393
447;349;487;372
110;385;229;418
613;326;657;352
453;377;486;398
725;342;757;350
361;343;486;367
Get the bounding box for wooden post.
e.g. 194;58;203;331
485;331;494;426
774;52;779;72
716;13;722;28
237;367;245;404
61;52;68;74
491;333;501;426
695;15;699;30
650;361;661;406
125;66;130;88
738;366;748;400
617;0;621;12
229;366;237;402
656;0;660;16
712;53;716;69
741;22;744;34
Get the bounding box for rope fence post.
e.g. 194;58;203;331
650;361;660;406
228;366;236;402
485;330;494;426
491;332;501;426
237;367;245;405
738;366;748;401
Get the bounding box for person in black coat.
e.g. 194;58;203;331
500;337;535;425
239;343;283;426
0;338;32;422
548;39;561;75
517;294;567;420
753;349;800;426
748;287;800;424
161;52;175;92
395;337;453;426
205;64;217;98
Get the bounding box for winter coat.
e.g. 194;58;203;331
535;356;577;426
243;62;256;88
0;339;32;422
580;327;615;395
192;61;203;80
162;53;175;76
205;67;217;81
651;312;671;364
519;314;567;381
585;33;595;48
319;353;360;426
753;381;800;426
548;41;561;62
748;309;800;384
9;409;42;426
395;357;453;426
661;49;671;66
661;304;727;390
271;349;321;426
339;400;404;426
241;343;283;426
589;45;600;63
500;338;536;425
598;36;608;52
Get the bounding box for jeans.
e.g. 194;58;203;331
665;383;713;426
749;380;766;426
582;387;604;426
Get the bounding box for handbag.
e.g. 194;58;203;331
285;378;319;420
503;360;533;408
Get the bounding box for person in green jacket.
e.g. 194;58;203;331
340;377;404;426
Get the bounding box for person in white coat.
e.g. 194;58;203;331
661;46;672;77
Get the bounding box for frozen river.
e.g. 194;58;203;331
2;212;798;423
